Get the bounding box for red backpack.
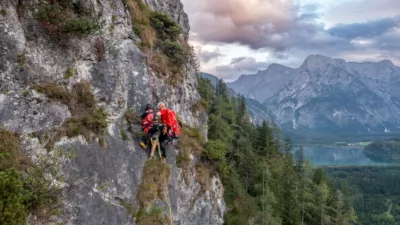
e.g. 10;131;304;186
162;109;182;138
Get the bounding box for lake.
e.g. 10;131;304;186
301;145;386;166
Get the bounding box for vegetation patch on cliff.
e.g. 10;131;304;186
123;0;191;86
135;206;168;225
119;199;167;225
137;159;171;209
32;82;108;150
0;130;26;170
176;126;205;185
35;0;103;38
123;108;144;139
0;129;64;224
64;67;77;79
119;159;171;224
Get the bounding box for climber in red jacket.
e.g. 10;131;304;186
140;104;159;158
156;102;182;160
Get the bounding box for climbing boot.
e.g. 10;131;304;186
140;141;147;149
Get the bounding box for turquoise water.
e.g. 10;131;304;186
301;146;387;166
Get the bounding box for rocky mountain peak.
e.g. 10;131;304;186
228;54;400;140
379;59;395;67
300;54;347;70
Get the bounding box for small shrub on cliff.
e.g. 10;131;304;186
177;126;204;156
124;0;190;86
0;129;63;223
135;206;167;225
22;154;64;218
33;82;108;150
0;169;27;225
0;9;7;16
33;83;69;102
176;126;204;185
71;82;95;108
0;129;25;170
124;109;140;125
63;108;108;142
35;1;102;38
149;11;182;40
64;18;102;37
195;163;212;191
18;53;27;67
94;38;106;62
64;67;77;79
156;40;189;69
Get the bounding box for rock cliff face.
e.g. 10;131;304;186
228;55;400;138
0;0;225;224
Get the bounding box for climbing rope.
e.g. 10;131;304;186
155;136;173;225
146;51;154;105
146;49;172;224
146;51;159;105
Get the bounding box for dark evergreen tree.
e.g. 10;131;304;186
196;76;358;225
295;145;305;175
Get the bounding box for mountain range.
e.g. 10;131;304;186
199;72;274;125
205;55;400;141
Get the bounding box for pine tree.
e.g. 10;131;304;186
326;185;340;225
281;137;300;225
196;76;358;225
236;95;247;126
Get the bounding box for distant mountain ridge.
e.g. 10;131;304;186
198;72;274;124
226;54;400;140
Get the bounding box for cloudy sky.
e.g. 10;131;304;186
181;0;400;82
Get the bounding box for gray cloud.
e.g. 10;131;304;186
183;0;400;81
328;16;400;39
211;57;270;81
230;57;246;65
197;48;224;63
325;0;400;25
230;57;269;71
185;0;400;53
185;0;302;50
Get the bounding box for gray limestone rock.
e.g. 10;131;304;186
0;0;225;224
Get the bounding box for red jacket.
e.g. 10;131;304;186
159;108;177;127
141;109;155;133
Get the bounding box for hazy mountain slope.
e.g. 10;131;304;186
228;64;296;103
199;73;274;124
228;55;400;139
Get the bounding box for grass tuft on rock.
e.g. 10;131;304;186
0;130;25;171
137;159;170;209
64;67;77;79
33;82;108;150
195;163;212;192
135;206;168;225
33;83;69;102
